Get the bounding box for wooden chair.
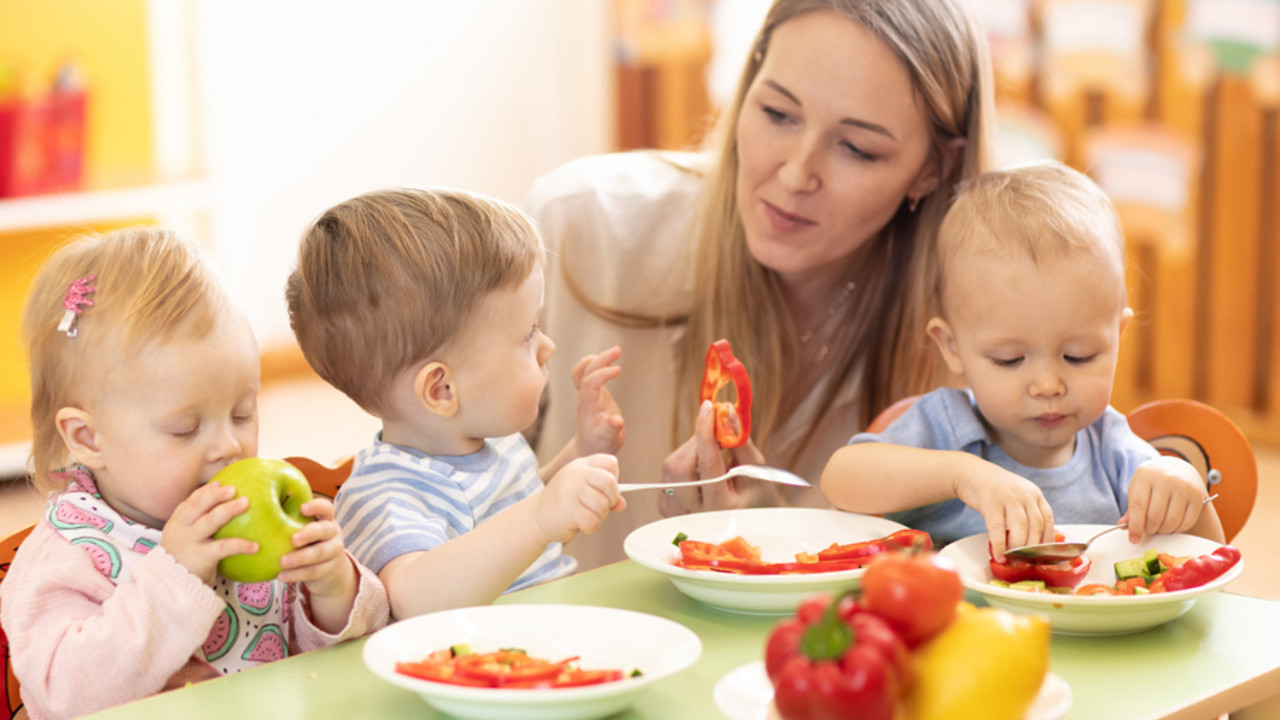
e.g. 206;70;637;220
0;522;36;720
1126;399;1257;543
283;456;354;502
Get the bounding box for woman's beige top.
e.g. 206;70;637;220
526;151;863;570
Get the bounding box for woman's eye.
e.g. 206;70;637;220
762;105;790;124
839;140;875;162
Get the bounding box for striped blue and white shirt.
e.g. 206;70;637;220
335;432;575;593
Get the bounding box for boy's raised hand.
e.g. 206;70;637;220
572;347;625;456
954;461;1056;562
1123;455;1211;543
161;481;256;586
537;454;625;544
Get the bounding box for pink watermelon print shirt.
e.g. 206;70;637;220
0;467;390;720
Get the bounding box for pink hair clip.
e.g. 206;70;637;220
57;274;97;337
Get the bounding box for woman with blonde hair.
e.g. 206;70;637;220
527;0;996;569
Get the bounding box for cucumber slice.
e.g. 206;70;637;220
1114;556;1147;580
1143;549;1162;576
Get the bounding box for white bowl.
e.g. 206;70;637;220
939;524;1244;636
712;661;1072;720
362;604;701;720
623;508;910;615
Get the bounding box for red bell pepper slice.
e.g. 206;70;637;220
1158;545;1242;592
815;528;933;561
700;339;753;448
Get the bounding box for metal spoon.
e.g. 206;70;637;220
618;464;812;493
1003;494;1218;564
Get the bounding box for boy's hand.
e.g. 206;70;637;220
954;462;1055;562
161;481;257;586
277;497;354;591
537;454;625;544
572;347;626;456
1123;456;1209;543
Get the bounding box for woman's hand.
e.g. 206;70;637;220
658;400;773;516
572;346;626;456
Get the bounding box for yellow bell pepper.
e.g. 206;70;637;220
900;606;1050;720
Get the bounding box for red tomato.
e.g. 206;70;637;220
858;552;963;647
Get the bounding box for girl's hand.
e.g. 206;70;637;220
953;461;1055;563
572;347;626;456
658;400;772;517
161;481;256;586
537;454;625;544
278;497;356;598
1123;456;1210;543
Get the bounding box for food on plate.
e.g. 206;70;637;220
394;646;637;689
764;592;910;720
989;541;1244;596
763;552;1049;720
902;604;1050;720
701;339;752;448
672;528;932;575
210;457;315;583
859;552;964;647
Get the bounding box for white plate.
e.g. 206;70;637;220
362;604;701;720
623;508;910;614
939;525;1244;636
713;660;1072;720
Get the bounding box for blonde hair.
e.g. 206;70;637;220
653;0;993;459
286;188;543;415
937;161;1127;307
22;228;229;493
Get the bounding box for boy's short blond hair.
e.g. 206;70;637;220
22;228;228;492
286;188;543;416
936;161;1126;306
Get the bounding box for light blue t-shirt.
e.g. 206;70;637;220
848;387;1158;547
335;432;575;593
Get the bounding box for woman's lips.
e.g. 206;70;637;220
762;200;816;233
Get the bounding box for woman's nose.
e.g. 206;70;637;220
777;137;821;194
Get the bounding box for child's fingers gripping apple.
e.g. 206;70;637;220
161;481;256;585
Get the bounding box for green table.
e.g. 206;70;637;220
84;561;1280;720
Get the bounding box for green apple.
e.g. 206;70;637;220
210;457;314;583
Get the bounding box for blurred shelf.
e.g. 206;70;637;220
0;178;211;234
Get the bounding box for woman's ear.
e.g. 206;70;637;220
908;137;968;203
413;361;460;418
56;407;104;469
926;317;966;377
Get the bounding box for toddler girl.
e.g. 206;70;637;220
1;228;388;720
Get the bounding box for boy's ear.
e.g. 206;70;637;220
55;407;105;469
1119;306;1134;336
413;361;460;418
926;317;966;377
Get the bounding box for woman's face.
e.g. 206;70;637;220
736;10;941;279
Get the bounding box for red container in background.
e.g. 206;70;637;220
0;89;87;198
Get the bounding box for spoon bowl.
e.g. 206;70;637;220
1004;494;1218;564
618;465;812;493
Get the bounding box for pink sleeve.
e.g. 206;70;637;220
0;523;223;720
289;553;390;652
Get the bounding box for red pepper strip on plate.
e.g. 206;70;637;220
700;339;753;448
988;555;1092;589
1155;545;1242;592
815;528;933;561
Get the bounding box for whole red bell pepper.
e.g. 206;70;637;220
701;339;752;448
1154;545;1242;592
764;591;909;720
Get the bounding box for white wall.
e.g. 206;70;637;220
187;0;613;347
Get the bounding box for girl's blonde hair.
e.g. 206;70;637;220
564;0;994;461
22;227;230;493
286;188;544;415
